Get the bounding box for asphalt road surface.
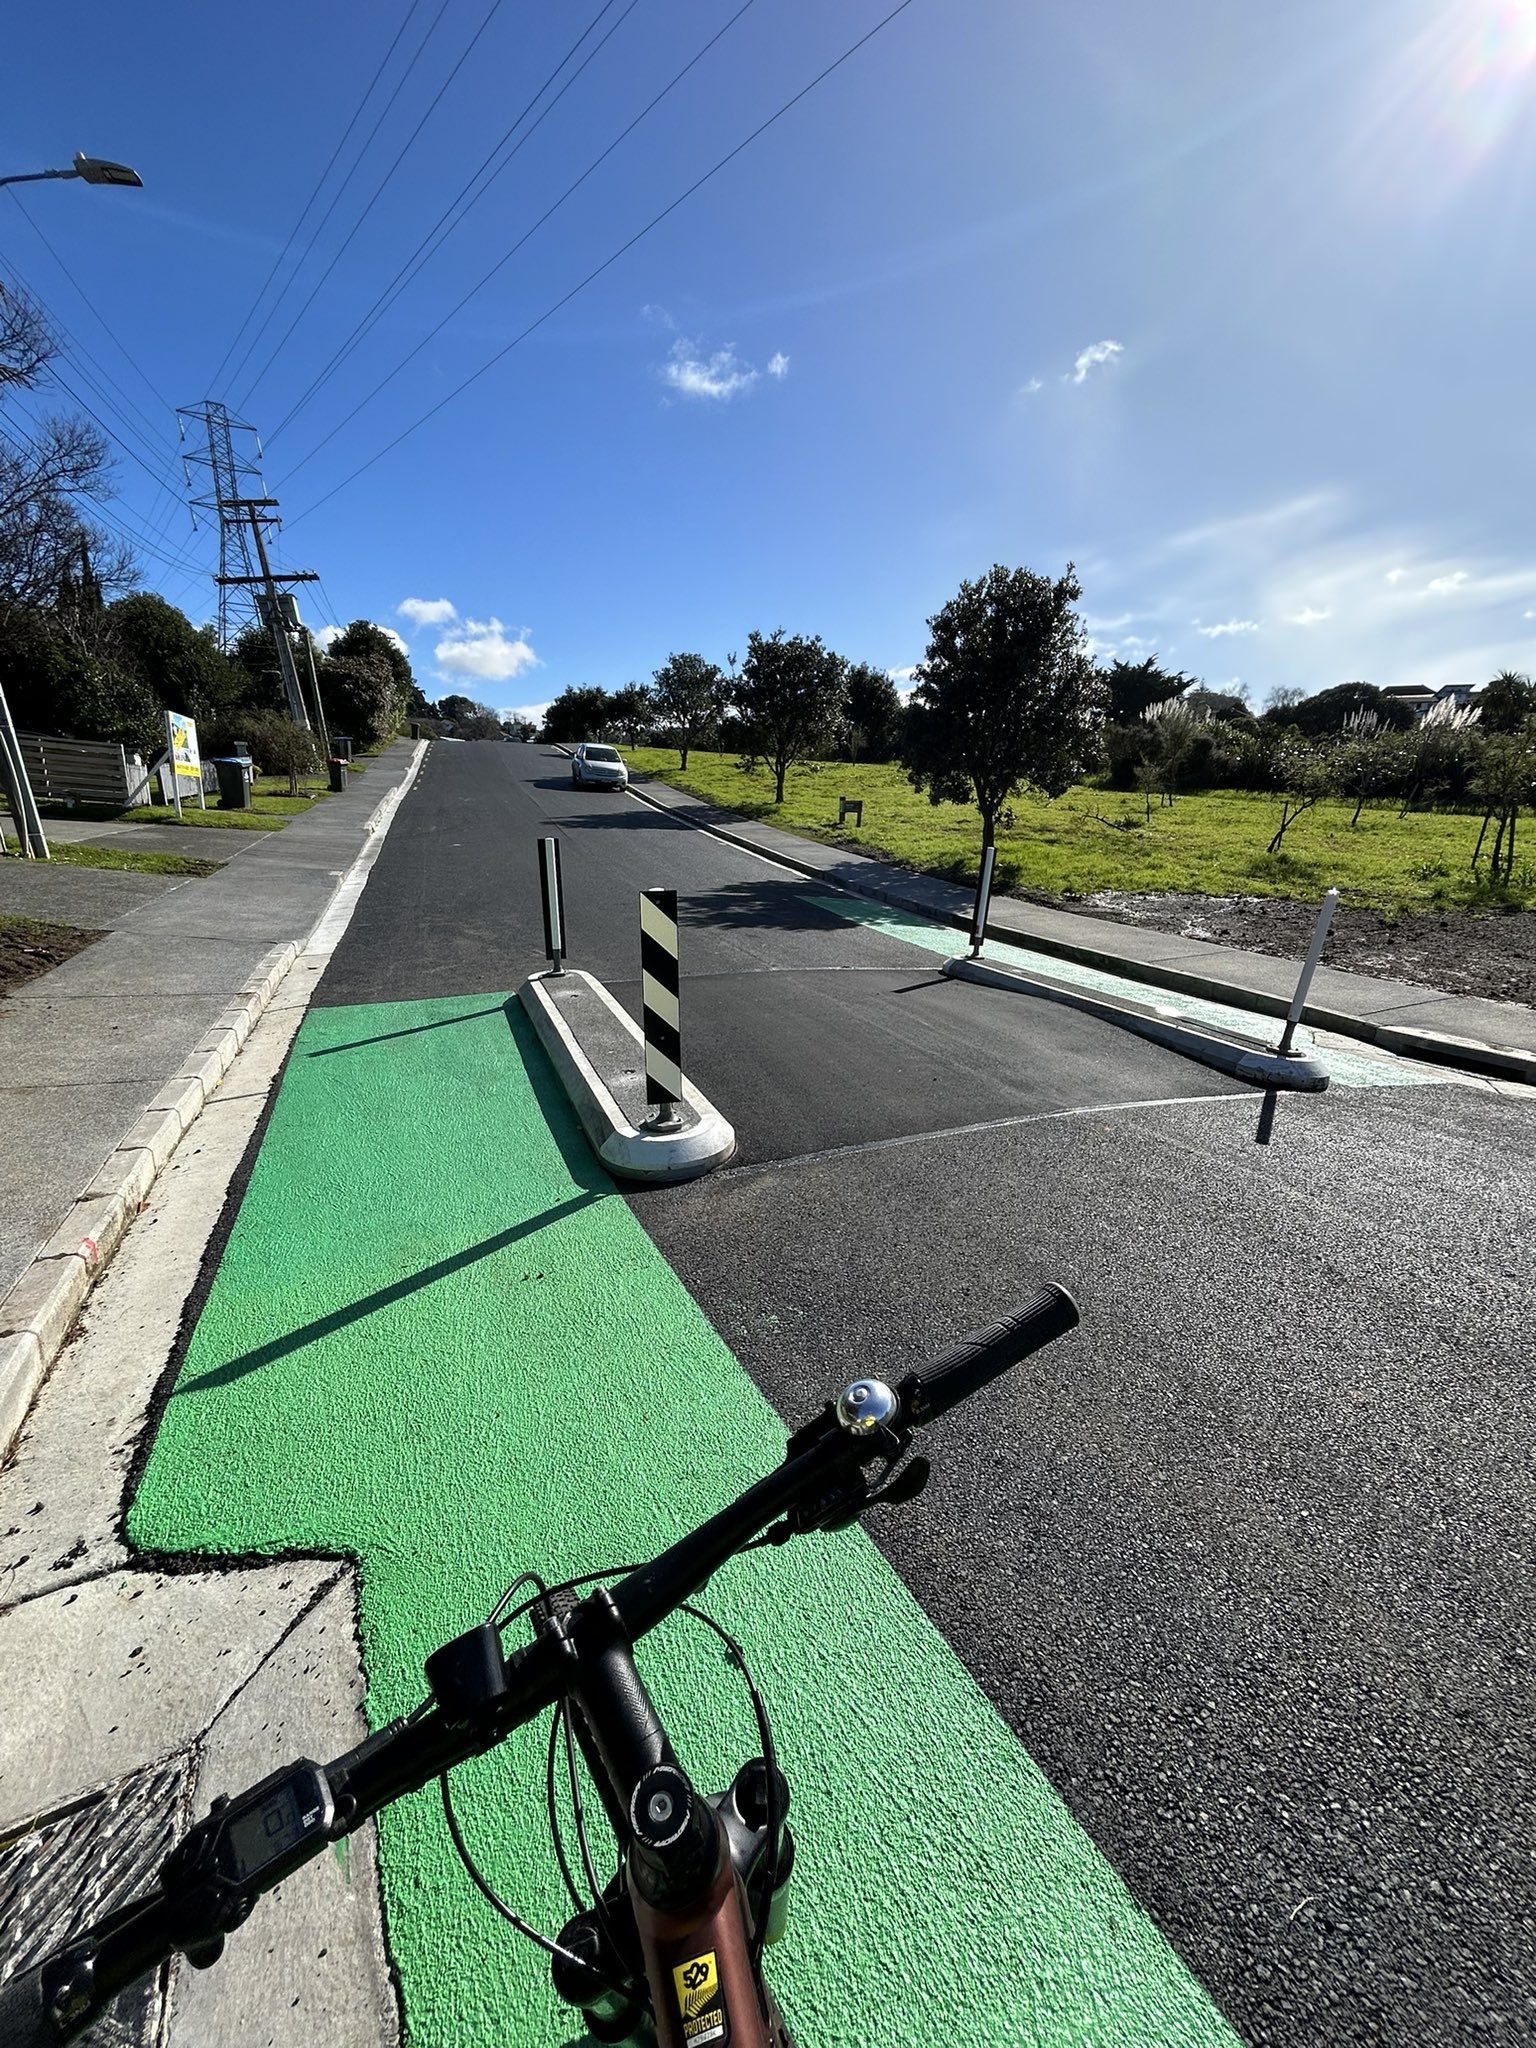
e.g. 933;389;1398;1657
322;743;1535;2047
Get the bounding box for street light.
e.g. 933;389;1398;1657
0;151;143;192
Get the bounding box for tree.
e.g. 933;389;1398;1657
1;283;135;607
318;650;397;747
108;592;243;729
1470;724;1536;881
608;682;655;748
1331;708;1408;826
1101;655;1193;726
502;717;537;741
326;619;415;710
1478;669;1536;735
1265;681;1415;735
541;685;612;744
437;693;481;725
1264;733;1334;853
735;630;848;803
244;709;320;795
1139;697;1206;808
843;662;905;762
456;707;505;741
650;652;728;770
901;563;1105;849
1399;696;1483;814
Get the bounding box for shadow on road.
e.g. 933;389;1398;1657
176;1190;600;1394
307;1002;509;1057
670;877;855;935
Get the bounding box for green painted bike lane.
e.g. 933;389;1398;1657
129;993;1240;2048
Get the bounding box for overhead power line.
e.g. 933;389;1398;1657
4;190;173;424
221;0;457;401
0;236;179;490
207;0;428;395
269;0;636;443
283;0;754;479
0;415;208;584
234;0;510;411
290;0;919;525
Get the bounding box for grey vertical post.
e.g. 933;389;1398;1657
1277;886;1339;1055
640;888;683;1127
0;683;47;857
538;837;566;975
969;844;997;957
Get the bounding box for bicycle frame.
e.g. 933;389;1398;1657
541;1585;784;2047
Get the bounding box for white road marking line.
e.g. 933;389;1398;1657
700;1090;1253;1180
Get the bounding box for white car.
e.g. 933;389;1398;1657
571;743;628;791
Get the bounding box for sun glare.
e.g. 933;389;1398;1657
1356;0;1536;191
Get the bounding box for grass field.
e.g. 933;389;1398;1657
33;842;221;877
25;761;371;833
620;749;1533;916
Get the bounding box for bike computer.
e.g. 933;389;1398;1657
164;1761;335;1904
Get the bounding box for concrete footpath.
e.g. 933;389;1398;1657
625;774;1536;1076
0;742;418;1309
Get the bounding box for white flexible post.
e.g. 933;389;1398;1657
1278;887;1339;1054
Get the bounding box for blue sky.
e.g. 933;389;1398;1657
4;0;1536;722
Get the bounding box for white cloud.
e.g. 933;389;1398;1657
658;337;791;400
1070;339;1123;384
1196;618;1259;638
434;617;540;684
1525;609;1536;619
662;340;760;401
1385;567;1407;584
1022;376;1043;395
887;665;919;685
1285;606;1333;625
398;597;458;629
382;627;409;656
1423;570;1469;595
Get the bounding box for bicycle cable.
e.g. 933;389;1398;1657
437;1562;784;2002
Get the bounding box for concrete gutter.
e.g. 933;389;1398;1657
944;954;1329;1091
622;780;1536;1087
519;968;736;1182
0;740;426;1464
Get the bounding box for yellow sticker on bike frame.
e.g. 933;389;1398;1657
673;1949;728;2043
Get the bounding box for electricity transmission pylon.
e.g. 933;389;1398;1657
177;400;318;731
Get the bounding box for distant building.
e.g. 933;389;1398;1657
1380;683;1476;722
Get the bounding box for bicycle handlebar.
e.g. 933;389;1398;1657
897;1283;1080;1423
1;1286;1080;2043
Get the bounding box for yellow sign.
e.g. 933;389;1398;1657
166;711;200;784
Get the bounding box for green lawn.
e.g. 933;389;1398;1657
23;842;222;878
28;773;335;833
620;749;1532;916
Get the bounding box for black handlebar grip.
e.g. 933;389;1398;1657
901;1284;1080;1424
0;1963;62;2048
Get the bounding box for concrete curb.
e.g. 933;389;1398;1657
519;968;736;1183
0;740;428;1465
943;954;1330;1092
622;781;1536;1086
0;938;299;1459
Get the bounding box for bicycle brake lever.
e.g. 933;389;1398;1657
866;1454;930;1511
